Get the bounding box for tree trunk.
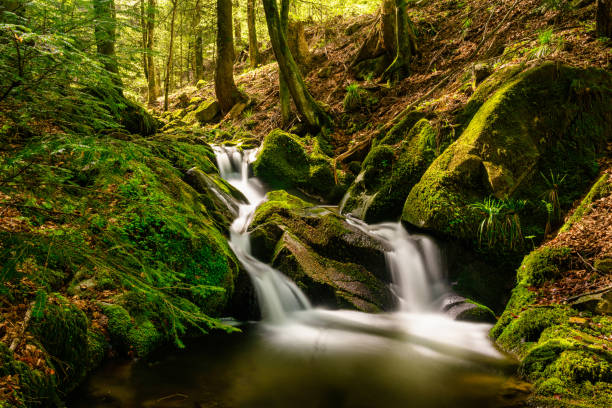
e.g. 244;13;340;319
215;0;244;113
234;0;242;48
164;0;178;111
247;0;260;68
597;0;612;38
146;0;157;105
279;0;291;126
262;0;331;131
381;0;396;57
194;0;204;82
93;0;122;87
382;0;412;82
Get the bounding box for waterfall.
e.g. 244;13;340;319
213;146;311;323
212;145;504;362
213;145;448;316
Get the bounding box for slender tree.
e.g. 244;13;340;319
93;0;122;87
279;0;291;126
247;0;260;68
142;0;157;104
164;0;178;110
262;0;331;130
193;0;204;82
215;0;244;113
234;0;242;48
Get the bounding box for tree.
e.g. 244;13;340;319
163;0;178;110
262;0;331;131
247;0;260;68
93;0;122;87
215;0;244;113
140;0;157;105
381;0;413;82
279;0;291;126
193;0;204;83
234;0;242;48
597;0;612;38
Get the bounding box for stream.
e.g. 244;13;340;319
70;147;520;408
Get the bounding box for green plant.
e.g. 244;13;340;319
470;197;527;249
343;83;367;112
541;169;567;222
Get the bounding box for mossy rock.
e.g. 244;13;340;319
342;119;442;223
100;303;163;357
249;191;393;311
402;63;612;242
29;295;90;390
253;130;347;202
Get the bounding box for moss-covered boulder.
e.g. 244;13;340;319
253;130;349;202
183;99;220;125
249;191;393;311
402;63;612;242
342;118;443;223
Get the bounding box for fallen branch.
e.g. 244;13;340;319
9;302;34;352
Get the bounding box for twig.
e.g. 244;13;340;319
576;251;601;275
9;302;34;352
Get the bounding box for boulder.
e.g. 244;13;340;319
342;118;442;223
402;63;612;241
253;129;349;202
249;191;393;311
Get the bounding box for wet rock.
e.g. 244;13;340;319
249;191;393;311
441;294;497;323
571;288;612;315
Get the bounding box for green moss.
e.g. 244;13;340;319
496;307;569;357
402;63;611;244
518;246;572;286
343;119;442;223
253;129;347;201
560;174;611;233
29;295;89;389
101;303;163;357
377;109;426;146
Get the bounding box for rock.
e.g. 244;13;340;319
571;288;612;315
402;63;612;241
194;100;220;124
195;79;206;89
249;191;393;311
253;129;349;202
472;62;492;89
176;92;189;108
342;118;442;223
184;167;247;229
441;294;497;323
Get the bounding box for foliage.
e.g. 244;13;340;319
470;197;527;249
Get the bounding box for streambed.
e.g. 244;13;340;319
70;146;523;407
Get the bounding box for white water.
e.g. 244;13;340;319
213;146;504;363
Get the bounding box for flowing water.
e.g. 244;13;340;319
70;147;522;408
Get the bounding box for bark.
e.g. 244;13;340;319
247;0;260;68
215;0;244;113
279;0;291;126
163;0;178;111
194;0;204;82
597;0;612;38
262;0;332;131
234;0;242;47
145;0;157;104
93;0;122;87
382;0;412;82
381;0;396;57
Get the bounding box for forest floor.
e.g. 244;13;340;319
161;0;610;156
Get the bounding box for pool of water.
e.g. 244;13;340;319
69;317;525;408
